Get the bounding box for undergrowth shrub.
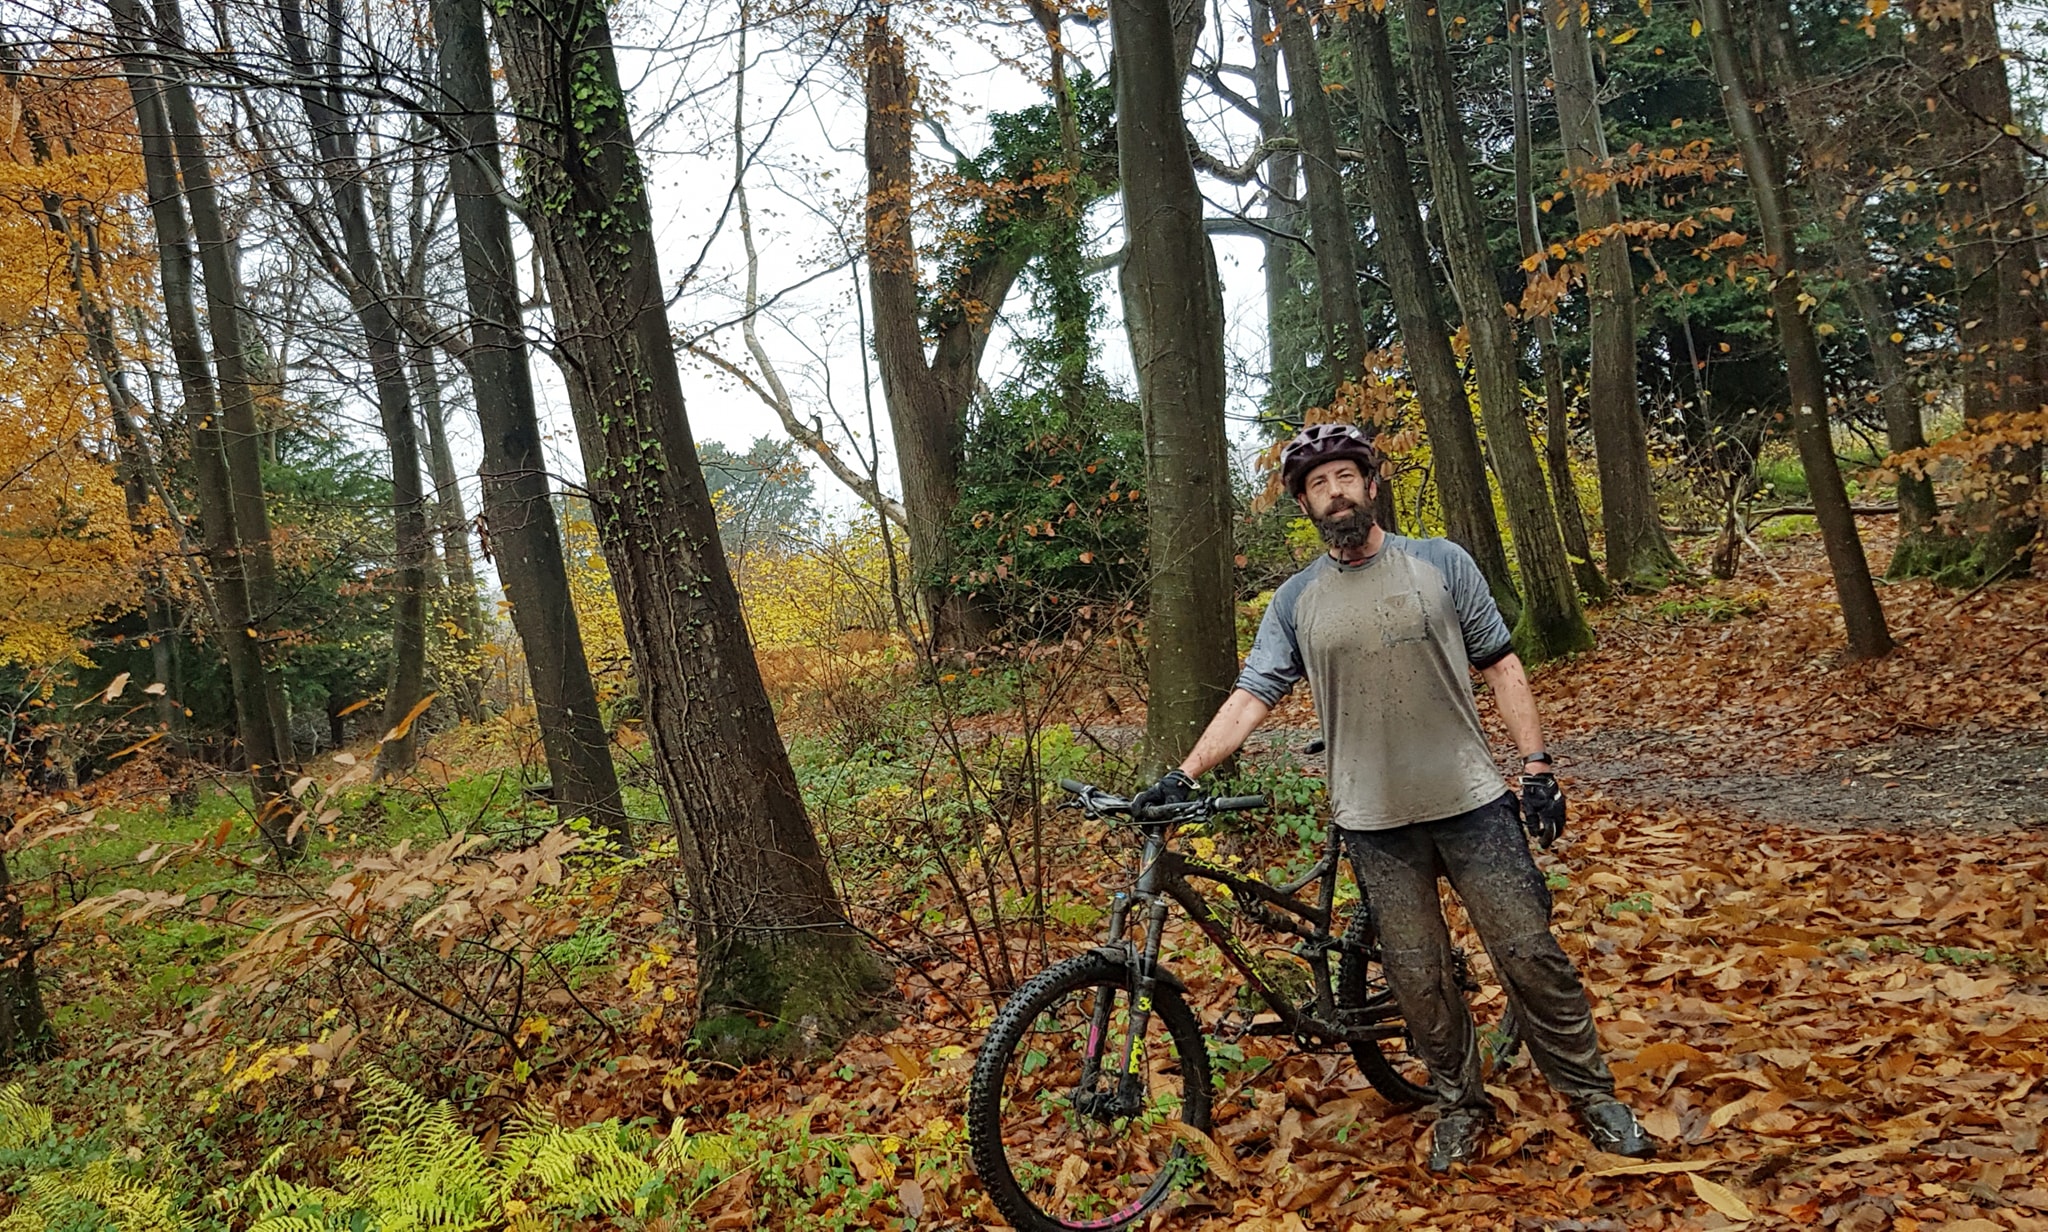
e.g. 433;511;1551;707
0;1077;960;1232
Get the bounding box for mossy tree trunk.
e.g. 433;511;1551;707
0;844;52;1067
492;0;880;1049
1401;0;1593;660
1507;4;1608;602
1908;0;2042;584
431;0;630;845
115;0;300;860
1542;0;1684;591
1701;0;1891;659
1343;7;1521;621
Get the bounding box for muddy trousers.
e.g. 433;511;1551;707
1341;794;1615;1115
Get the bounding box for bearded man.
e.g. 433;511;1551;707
1130;423;1655;1171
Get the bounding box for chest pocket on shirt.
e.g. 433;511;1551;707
1378;589;1431;648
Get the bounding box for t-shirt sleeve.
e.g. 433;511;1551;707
1434;541;1514;668
1234;579;1306;705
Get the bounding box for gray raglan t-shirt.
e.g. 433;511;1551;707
1236;535;1514;831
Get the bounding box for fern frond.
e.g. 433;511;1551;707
496;1116;659;1221
17;1158;192;1232
0;1084;52;1150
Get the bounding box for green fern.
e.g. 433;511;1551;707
495;1110;659;1225
0;1084;52;1151
1;1157;192;1232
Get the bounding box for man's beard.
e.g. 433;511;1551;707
1313;496;1374;552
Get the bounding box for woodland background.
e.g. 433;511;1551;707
0;0;2046;1224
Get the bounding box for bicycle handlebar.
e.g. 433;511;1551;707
1055;780;1268;821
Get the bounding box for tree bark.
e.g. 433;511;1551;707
0;842;53;1066
862;15;1020;649
431;0;629;844
411;345;488;723
1111;0;1240;769
1252;0;1310;415
1541;0;1683;589
1908;0;2041;583
114;0;299;859
275;0;433;778
1749;0;1941;572
1508;3;1608;601
1273;0;1367;390
1342;7;1521;620
1400;0;1592;659
1700;0;1890;659
492;0;879;1047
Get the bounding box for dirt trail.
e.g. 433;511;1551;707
1557;728;2048;835
1073;720;2048;833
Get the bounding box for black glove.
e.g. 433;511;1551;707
1130;768;1197;817
1518;772;1566;848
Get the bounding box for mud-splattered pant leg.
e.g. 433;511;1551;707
1344;796;1616;1112
1431;796;1616;1104
1342;822;1491;1113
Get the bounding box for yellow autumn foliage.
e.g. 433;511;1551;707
0;66;155;668
562;505;902;712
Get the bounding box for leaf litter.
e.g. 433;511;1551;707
449;538;2048;1228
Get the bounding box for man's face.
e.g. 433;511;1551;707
1297;459;1377;551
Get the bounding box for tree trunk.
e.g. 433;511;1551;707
411;346;487;723
492;0;880;1049
114;0;300;859
0;843;53;1066
1700;0;1890;659
1273;0;1367;391
1750;0;1941;574
1252;0;1310;415
432;0;629;844
1400;0;1592;659
1541;0;1683;590
1908;0;2041;583
275;0;433;777
1837;239;1944;572
1343;7;1521;620
1274;0;1398;532
862;16;1020;649
1111;0;1240;769
1508;3;1608;600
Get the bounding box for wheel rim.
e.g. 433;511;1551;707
990;980;1203;1228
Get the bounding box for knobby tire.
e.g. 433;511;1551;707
967;951;1214;1232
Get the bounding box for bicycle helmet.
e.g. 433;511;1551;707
1279;423;1382;498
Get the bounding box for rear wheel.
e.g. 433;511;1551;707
1335;907;1434;1107
1336;907;1526;1106
967;951;1215;1232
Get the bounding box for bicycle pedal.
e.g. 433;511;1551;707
1244;1013;1290;1037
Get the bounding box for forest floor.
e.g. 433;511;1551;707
13;524;2048;1232
751;527;2048;1231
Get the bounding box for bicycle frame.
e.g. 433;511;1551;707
1084;816;1407;1114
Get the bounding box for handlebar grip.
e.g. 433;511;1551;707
1209;795;1268;812
1057;779;1090;796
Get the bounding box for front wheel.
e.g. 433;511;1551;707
967;951;1215;1232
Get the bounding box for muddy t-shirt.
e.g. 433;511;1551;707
1235;536;1514;831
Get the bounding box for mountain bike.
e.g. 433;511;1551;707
965;779;1522;1232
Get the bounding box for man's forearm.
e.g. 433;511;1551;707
1478;653;1549;768
1177;689;1272;780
